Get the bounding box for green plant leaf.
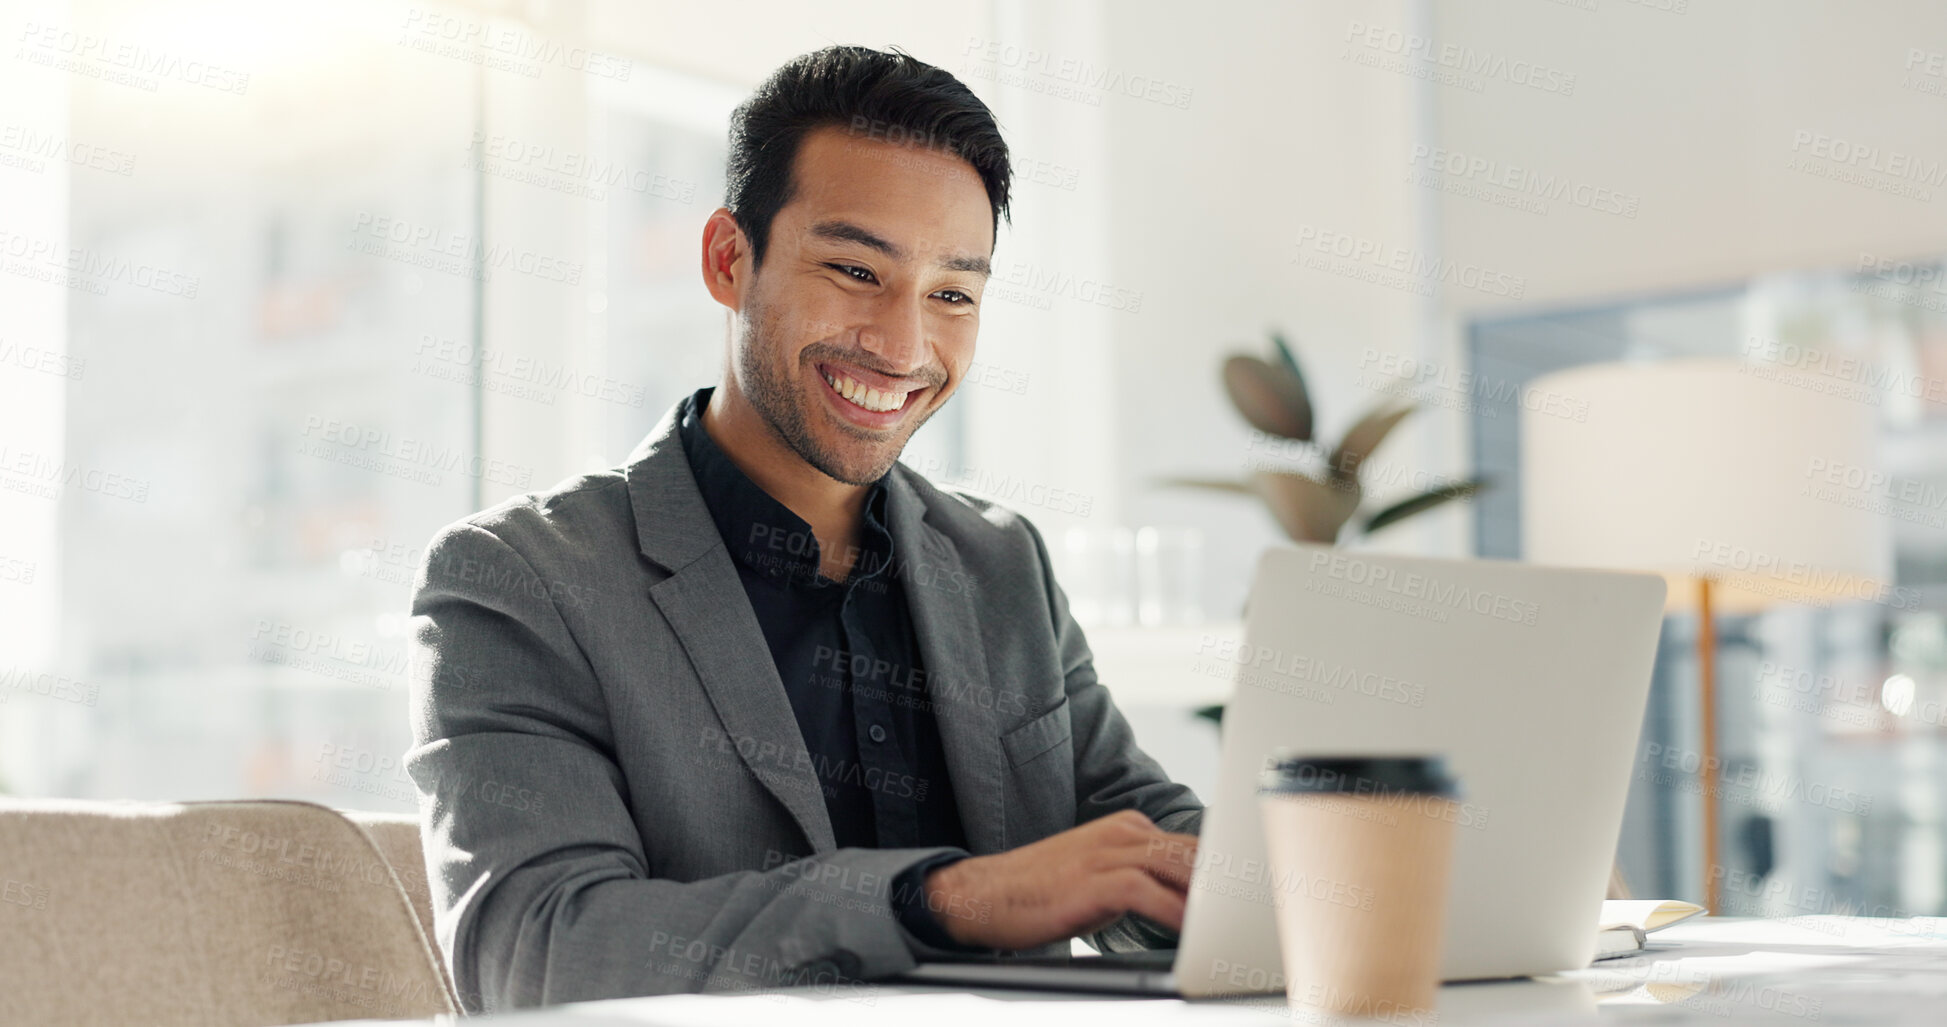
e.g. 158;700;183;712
1361;478;1489;535
1223;355;1311;440
1268;330;1314;441
1329;402;1415;482
1251;469;1360;544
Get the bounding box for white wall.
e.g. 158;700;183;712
590;0;994;91
1433;0;1947;315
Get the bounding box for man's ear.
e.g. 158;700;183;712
701;208;750;311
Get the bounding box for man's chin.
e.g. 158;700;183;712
817;452;901;487
800;435;902;486
804;409;910;484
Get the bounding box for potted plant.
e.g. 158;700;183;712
1163;330;1489;723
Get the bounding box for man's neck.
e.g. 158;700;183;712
701;384;869;581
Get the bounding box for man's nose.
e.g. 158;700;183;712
857;294;927;372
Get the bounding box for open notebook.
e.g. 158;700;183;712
1593;899;1707;960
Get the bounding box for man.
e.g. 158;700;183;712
406;45;1203;1013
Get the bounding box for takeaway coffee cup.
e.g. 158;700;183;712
1257;754;1462;1021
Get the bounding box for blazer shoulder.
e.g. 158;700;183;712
425;468;634;572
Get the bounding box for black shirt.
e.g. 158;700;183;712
676;388;973;947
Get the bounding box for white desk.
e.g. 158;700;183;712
326;917;1947;1025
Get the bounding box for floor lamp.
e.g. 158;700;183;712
1522;357;1890;913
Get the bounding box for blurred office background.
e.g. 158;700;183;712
4;0;1947;922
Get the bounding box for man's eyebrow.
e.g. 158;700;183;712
943;252;992;277
809;219;991;278
810;219;902;260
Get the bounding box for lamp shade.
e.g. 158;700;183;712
1522;357;1892;614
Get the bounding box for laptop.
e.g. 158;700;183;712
900;543;1667;996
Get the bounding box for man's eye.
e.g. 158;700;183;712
828;263;876;283
935;289;972;305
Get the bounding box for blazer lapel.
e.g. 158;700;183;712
885;470;1007;855
625;404;836;853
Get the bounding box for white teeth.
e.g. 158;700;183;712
823;371;906;413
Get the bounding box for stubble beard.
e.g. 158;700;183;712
736;295;926;487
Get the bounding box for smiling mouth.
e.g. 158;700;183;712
821;368;918;414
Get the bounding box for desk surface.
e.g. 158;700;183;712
332;916;1947;1025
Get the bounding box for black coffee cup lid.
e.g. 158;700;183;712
1258;753;1460;798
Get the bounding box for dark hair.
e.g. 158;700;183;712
725;45;1012;268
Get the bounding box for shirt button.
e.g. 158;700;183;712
868;723;888;744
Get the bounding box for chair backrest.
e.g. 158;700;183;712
0;797;458;1025
336;807;458;1004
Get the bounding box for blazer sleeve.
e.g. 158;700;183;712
1015;516;1206;953
405;521;968;1012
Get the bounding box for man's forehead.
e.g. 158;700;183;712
780;126;993;265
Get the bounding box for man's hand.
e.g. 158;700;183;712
922;809;1199;950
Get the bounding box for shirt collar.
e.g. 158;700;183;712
676;386;897;589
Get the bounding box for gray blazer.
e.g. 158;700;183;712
405;398;1203;1012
